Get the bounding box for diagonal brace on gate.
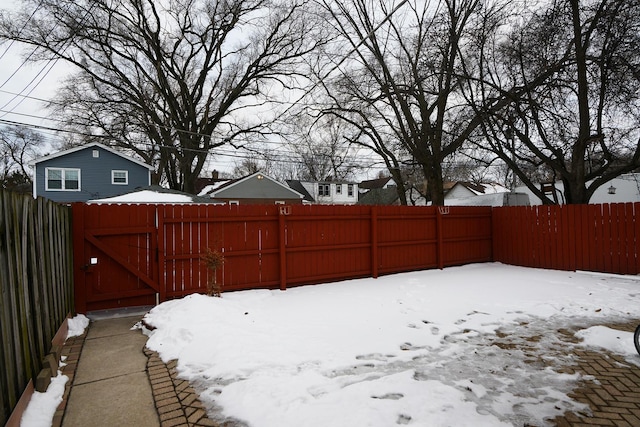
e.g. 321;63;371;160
84;233;159;292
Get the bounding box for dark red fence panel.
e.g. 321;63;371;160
284;204;372;287
159;204;281;298
440;206;493;267
493;203;640;275
74;202;640;312
73;203;495;311
376;206;438;274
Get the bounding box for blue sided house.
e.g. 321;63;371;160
31;142;154;203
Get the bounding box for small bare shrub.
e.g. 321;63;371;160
200;248;224;297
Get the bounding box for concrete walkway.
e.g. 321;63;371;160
54;313;217;427
61;315;159;427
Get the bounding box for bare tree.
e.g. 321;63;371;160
282;114;364;182
231;157;271;177
1;0;328;193
0;125;43;190
317;0;509;205
474;0;640;204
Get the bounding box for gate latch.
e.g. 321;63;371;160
81;257;98;270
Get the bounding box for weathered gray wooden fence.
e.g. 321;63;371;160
0;190;74;425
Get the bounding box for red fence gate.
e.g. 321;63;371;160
72;204;493;312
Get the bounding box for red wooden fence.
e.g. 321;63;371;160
72;204;493;312
493;203;640;275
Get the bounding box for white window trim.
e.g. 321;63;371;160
335;184;342;194
318;183;330;197
112;170;129;185
45;167;81;192
347;184;354;197
229;200;240;205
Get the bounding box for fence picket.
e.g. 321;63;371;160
493;203;639;276
0;191;73;425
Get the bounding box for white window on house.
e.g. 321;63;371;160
92;150;99;158
112;170;128;185
318;183;330;197
335;184;342;195
229;200;240;206
347;184;354;197
45;168;80;191
275;201;285;205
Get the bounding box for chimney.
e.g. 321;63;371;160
212;170;219;180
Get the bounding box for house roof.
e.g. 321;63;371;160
447;181;509;197
88;185;215;204
195;177;230;195
357;187;400;205
198;180;233;196
208;172;305;200
30;142;154;171
359;176;393;190
285;180;315;202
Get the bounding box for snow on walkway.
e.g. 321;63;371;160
144;263;640;427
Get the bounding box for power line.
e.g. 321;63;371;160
280;0;410;117
0;0;415;174
0;58;62;118
0;116;389;169
0;0;94;119
0;89;59;104
0;1;44;61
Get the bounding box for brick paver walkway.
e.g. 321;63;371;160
145;349;217;427
552;322;640;427
52;334;84;427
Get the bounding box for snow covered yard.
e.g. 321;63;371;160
143;263;640;427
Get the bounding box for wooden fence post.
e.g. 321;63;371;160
371;206;378;278
436;207;444;270
71;203;86;314
156;205;166;303
278;207;287;291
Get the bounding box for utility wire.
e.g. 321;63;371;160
0;0;413;173
280;0;410;117
0;2;43;61
0;116;387;168
0;0;91;118
0;58;62;118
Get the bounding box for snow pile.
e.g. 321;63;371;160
89;190;195;203
19;374;68;427
144;263;640;427
576;326;639;365
20;314;90;427
67;314;90;338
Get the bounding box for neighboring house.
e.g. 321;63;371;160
358;187;401;205
201;171;304;205
445;192;530;207
515;173;640;205
443;182;529;207
30;142;153;203
359;176;395;194
285;180;315;203
194;170;227;195
198;179;233;197
357;176;399;205
287;179;359;205
445;182;509;200
89;185;215;204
